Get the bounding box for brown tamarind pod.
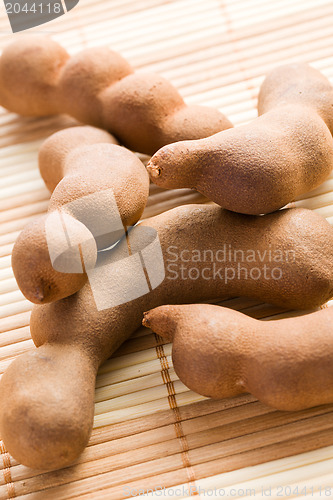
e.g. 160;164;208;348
1;204;332;470
0;37;233;155
11;126;149;304
58;46;134;129
38;124;117;191
143;304;333;412
147;63;333;214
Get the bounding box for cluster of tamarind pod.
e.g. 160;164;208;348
0;35;332;472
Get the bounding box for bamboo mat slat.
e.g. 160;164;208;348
0;0;333;498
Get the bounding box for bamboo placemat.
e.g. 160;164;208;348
0;0;333;498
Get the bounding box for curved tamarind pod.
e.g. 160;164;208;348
143;304;333;412
147;63;333;214
1;205;333;469
11;126;149;304
0;36;233;155
0;36;69;115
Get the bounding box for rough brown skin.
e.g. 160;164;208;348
0;36;233;155
11;126;149;304
143;304;333;411
38;124;117;191
147;64;333;214
1;205;333;470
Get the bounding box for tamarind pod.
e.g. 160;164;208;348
143;304;333;412
11;127;149;304
257;63;333;127
0;36;69;116
0;344;97;471
1;204;332;469
0;36;233;155
147;63;333;213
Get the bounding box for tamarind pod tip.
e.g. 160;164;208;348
143;307;176;342
146;162;161;179
0;36;69;116
142;312;150;328
34;288;45;303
